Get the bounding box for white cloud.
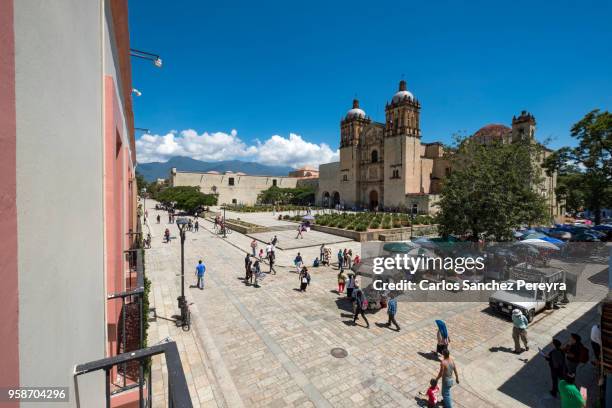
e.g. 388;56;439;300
136;129;339;169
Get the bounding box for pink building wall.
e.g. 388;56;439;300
104;76;129;362
0;1;20;405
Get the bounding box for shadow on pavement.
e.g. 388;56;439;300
335;298;354;312
417;351;441;362
489;346;515;354
588;267;609;287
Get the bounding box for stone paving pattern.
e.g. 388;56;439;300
143;202;608;407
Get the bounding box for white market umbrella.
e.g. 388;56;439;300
519;239;560;251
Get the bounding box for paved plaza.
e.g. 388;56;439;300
143;201;608;408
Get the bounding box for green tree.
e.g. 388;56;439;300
156;186;217;213
135;172;149;192
554;166;586;214
544;109;612;224
437;137;548;241
257;186;315;205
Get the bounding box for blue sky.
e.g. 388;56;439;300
129;0;612;166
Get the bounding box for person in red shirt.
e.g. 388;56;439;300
426;378;439;407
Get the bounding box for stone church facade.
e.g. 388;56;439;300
317;80;561;218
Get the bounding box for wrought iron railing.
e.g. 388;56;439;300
74;340;192;408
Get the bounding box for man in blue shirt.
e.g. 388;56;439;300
385;293;400;331
512;308;529;353
195;260;206;290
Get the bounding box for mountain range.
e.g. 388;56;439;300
137;156;294;182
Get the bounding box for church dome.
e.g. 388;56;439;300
346;108;366;119
392;90;414;103
345;99;366;119
472;124;510;140
391;80;414;103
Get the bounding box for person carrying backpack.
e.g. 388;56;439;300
299;267;310;292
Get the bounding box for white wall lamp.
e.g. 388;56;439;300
132;88;142;97
130;48;163;68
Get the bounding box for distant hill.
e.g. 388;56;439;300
137;156;294;182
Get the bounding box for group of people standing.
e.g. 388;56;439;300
337;248;360;272
244;236;279;287
542;331;594;406
243;253;264;287
512;308;593;406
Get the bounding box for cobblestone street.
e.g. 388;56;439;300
143;202;608;407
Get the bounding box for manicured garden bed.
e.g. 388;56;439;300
281;212;437;241
314;212;434;232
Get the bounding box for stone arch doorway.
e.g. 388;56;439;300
332;191;340;208
322;191;330;207
369;190;379;210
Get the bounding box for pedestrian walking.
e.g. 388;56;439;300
250;239;258;257
269;250;276;274
425;378;440;408
194;220;199;232
156;214;160;224
266;242;273;257
271;235;278;246
543;338;566;398
294;252;303;273
253;260;262;287
352;282;369;328
296;224;304;239
385;293;400;331
320;244;325;261
164;228;170;243
346;273;355;298
299;267;310;292
435;349;459;408
258;248;264;260
558;373;586;408
337;249;344;271
250;260;261;285
188;219;193;231
195;260;206;290
347;249;353;269
512;309;529;353
435;320;450;356
244;254;252;282
337;270;346;294
563;333;588;375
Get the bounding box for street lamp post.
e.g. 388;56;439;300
176;217;189;328
142;187;147;219
223;207;227;238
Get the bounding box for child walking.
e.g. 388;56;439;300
426;378;439;408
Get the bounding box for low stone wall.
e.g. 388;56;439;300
206;216;269;234
309;224;438;242
378;225;438;241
